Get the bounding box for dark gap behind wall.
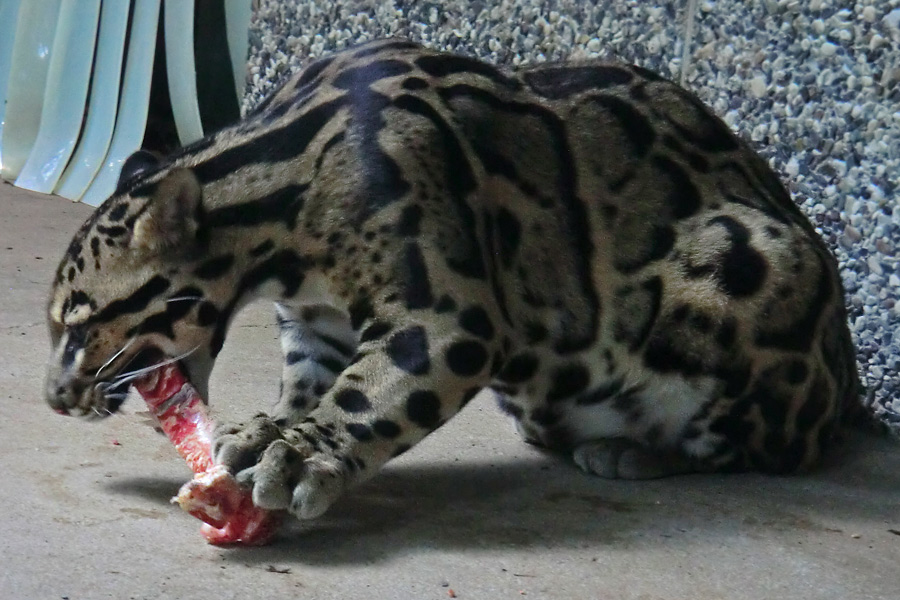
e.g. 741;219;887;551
143;0;242;154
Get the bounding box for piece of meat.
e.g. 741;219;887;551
134;364;283;545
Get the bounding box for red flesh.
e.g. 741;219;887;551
134;364;283;545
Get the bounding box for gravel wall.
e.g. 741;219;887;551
244;0;900;432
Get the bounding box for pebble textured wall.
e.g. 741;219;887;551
244;0;900;432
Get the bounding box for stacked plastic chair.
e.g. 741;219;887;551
0;0;251;206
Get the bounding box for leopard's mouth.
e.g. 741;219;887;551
57;346;186;419
94;346;171;419
111;345;197;412
127;346;169;375
129;347;179;392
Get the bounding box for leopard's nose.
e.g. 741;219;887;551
47;386;73;415
45;375;79;415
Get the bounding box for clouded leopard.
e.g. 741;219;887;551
45;38;861;521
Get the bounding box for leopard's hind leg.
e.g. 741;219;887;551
271;303;357;426
499;372;724;479
572;439;698;479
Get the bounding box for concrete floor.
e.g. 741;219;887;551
1;181;899;600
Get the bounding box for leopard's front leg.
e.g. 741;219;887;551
214;316;496;520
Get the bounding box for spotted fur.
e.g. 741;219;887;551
46;39;861;520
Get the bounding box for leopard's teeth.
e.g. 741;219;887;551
140;370;160;391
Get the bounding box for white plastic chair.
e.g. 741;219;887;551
0;0;24;172
15;0;102;194
54;0;132;201
0;0;60;182
0;0;251;206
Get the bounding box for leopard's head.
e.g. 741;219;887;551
45;152;215;417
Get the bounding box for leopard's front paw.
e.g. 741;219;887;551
213;414;344;519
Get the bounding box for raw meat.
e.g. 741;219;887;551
134;364;283;545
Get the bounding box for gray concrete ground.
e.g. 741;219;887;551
1;181;899;599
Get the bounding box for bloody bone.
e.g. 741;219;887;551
134;364;283;545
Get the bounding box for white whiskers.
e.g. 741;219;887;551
92;344;201;412
108;344;201;388
95;336;137;378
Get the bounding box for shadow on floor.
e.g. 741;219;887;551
104;431;899;565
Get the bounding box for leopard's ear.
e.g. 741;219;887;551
130;168;203;256
116;149;162;194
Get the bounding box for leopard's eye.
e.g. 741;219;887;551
61;326;89;365
64;305;93;327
